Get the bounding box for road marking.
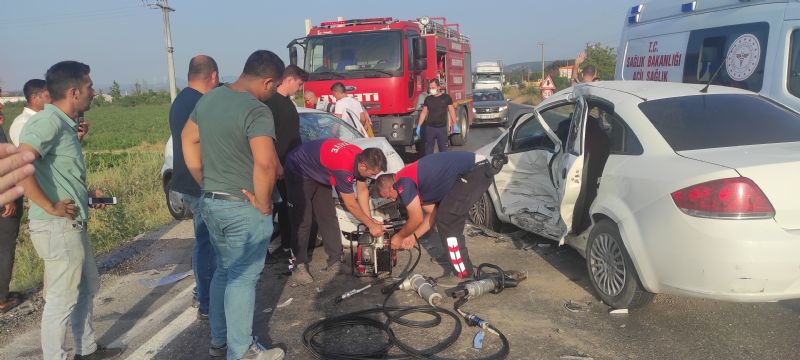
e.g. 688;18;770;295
108;284;194;349
123;305;197;360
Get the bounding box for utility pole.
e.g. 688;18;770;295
538;42;544;81
145;0;177;102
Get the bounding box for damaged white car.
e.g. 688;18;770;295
162;107;404;241
471;81;800;308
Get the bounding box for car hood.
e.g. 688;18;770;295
349;137;405;174
473;100;507;108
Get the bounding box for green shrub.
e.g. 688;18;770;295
9;151;171;292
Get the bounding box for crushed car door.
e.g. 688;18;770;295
553;96;588;244
495;107;566;240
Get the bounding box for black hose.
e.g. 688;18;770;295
302;242;510;360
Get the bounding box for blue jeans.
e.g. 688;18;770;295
29;219;100;360
201;197;272;359
184;194;216;314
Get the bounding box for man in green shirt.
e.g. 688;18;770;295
17;61;121;360
182;50;285;360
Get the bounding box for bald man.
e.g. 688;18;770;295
168;55;219;321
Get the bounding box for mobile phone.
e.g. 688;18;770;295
89;197;118;205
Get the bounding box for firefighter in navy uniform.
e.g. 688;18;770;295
285;138;387;285
375;151;496;283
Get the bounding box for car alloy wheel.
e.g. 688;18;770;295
164;176;192;220
588;233;626;297
586;220;654;309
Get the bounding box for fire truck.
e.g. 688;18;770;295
287;16;473;148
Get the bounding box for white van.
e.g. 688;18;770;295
615;0;800;111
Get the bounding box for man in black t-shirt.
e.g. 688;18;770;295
168;55;219;320
417;78;456;155
265;65;308;255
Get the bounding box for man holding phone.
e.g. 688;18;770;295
17;61;121;360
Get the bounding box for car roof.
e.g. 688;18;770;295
570;80;755;101
297;106;324;114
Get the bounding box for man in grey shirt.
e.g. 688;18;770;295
182;50;285;360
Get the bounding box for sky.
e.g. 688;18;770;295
1;0;636;92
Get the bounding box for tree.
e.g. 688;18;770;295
109;81;121;99
582;42;617;80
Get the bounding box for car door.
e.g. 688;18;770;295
553;96;588;244
494;103;569;240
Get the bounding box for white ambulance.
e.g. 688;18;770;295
615;0;800;111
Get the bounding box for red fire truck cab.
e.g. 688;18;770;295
288;16;473;148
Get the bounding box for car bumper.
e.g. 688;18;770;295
472;111;507;124
629;201;800;302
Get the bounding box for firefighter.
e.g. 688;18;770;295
374;151;494;283
285;138;387;285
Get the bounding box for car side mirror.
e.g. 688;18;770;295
289;46;298;66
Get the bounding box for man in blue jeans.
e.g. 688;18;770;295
182;50;285;360
168;55;219;320
17;61;122;359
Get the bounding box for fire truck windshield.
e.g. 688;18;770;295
306;31;403;80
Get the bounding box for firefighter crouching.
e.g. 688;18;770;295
374;151;496;284
284;138;387;286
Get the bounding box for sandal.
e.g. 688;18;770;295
0;296;21;313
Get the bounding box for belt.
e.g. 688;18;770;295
203;192;246;202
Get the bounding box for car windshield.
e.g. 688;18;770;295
638;94;800;151
299;111;362;142
476;74;502;83
473;91;504;102
306;31;403;80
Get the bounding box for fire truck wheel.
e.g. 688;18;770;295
450;106;469;146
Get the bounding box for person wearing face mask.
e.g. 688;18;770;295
417;79;456;155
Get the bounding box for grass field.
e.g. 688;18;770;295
1;100;172;292
2;101;171;151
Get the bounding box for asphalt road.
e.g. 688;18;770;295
2;110;799;359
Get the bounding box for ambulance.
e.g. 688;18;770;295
615;0;800;111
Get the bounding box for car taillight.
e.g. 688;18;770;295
671;177;775;219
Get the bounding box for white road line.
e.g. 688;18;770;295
123;306;197;360
108;284;194;349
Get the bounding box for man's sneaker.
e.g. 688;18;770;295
209;343;227;357
291;264;314;286
73;345;123;360
197;309;209;321
321;261;348;275
240;341;284;360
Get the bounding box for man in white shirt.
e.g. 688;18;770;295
331;82;373;137
10;79;50;146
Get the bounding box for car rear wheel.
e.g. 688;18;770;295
586;220;653;309
450;107;469;146
469;192;502;232
164;175;192;220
